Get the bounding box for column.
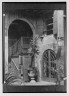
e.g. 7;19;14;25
5;14;9;74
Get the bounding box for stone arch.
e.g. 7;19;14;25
8;18;36;37
5;16;36;73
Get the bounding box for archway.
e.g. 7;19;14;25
8;19;33;47
8;19;34;81
42;49;57;82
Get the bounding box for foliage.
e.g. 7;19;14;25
28;35;39;55
28;35;40;67
56;47;64;84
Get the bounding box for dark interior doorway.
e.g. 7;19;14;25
8;19;33;47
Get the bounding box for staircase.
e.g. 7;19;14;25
9;37;32;57
8;37;32;82
8;59;19;77
6;59;20;84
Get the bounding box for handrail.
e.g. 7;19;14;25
11;59;19;71
6;59;19;82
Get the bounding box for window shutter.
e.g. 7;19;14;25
53;10;64;38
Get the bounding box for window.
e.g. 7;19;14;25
42;49;57;79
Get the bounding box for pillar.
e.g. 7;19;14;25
4;14;9;74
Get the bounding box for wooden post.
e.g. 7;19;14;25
21;37;23;47
19;54;24;79
19;55;21;74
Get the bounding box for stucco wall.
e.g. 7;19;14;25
35;35;58;81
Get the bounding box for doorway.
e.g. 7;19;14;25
8;19;33;46
8;19;33;56
8;19;33;81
